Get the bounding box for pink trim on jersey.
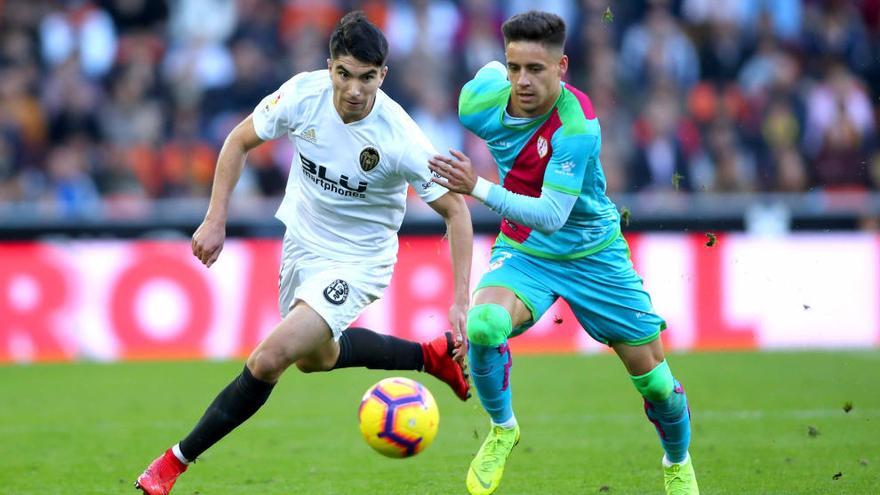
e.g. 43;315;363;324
563;83;597;120
500;110;563;243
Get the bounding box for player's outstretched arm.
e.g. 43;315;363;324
192;115;265;268
427;191;473;363
430;149;578;235
428;149;478;194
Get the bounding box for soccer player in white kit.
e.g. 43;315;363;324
135;12;473;495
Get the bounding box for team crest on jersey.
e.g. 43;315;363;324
536;136;548;158
359;146;381;172
323;279;349;305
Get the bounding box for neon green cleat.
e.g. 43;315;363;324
663;453;700;495
466;424;520;495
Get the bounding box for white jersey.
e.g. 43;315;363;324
252;70;448;263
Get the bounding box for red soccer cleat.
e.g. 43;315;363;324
135;448;188;495
421;331;471;401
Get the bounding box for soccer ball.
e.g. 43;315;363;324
358;377;439;458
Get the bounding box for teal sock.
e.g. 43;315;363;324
644;380;690;463
468;341;514;425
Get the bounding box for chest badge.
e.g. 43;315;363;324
537;136;548;158
359;146;381;172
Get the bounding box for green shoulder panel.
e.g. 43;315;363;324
458;79;510;118
458;70;509;137
555;88;598;138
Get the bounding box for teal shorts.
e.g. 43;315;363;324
476;234;666;346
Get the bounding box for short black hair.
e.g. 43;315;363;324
502;11;566;49
329;11;388;67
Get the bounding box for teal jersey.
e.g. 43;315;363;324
459;62;620;259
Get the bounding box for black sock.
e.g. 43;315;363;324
178;364;275;461
332;327;424;371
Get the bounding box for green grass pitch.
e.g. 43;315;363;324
1;351;878;494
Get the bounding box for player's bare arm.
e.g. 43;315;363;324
427;191;473;362
192;115;265;268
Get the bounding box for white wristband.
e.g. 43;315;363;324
471;176;493;202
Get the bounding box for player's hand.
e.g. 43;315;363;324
448;302;469;364
192;218;226;268
429;149;477;195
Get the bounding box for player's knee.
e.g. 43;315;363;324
630;360;675;402
467;304;512;346
295;355;334;373
294;359;317;373
248;347;294;381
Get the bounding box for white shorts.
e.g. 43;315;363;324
278;231;394;339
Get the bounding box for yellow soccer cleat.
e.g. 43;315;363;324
466;424;520;495
663;453;700;495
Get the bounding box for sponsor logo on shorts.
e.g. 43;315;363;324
488;252;512;271
359;146;380;172
324;279;349;305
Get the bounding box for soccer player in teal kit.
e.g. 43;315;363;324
430;11;699;495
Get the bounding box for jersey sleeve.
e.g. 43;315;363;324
482;184;578;234
251;72;309;141
542;129;599;196
397;124;449;204
458;61;509;139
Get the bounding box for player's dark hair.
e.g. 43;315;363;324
329;11;388;67
502;11;566;49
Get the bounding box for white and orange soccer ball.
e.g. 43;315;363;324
357;377;439;458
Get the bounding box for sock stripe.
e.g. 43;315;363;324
498;343;512;391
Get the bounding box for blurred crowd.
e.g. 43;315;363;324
1;0;879;216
